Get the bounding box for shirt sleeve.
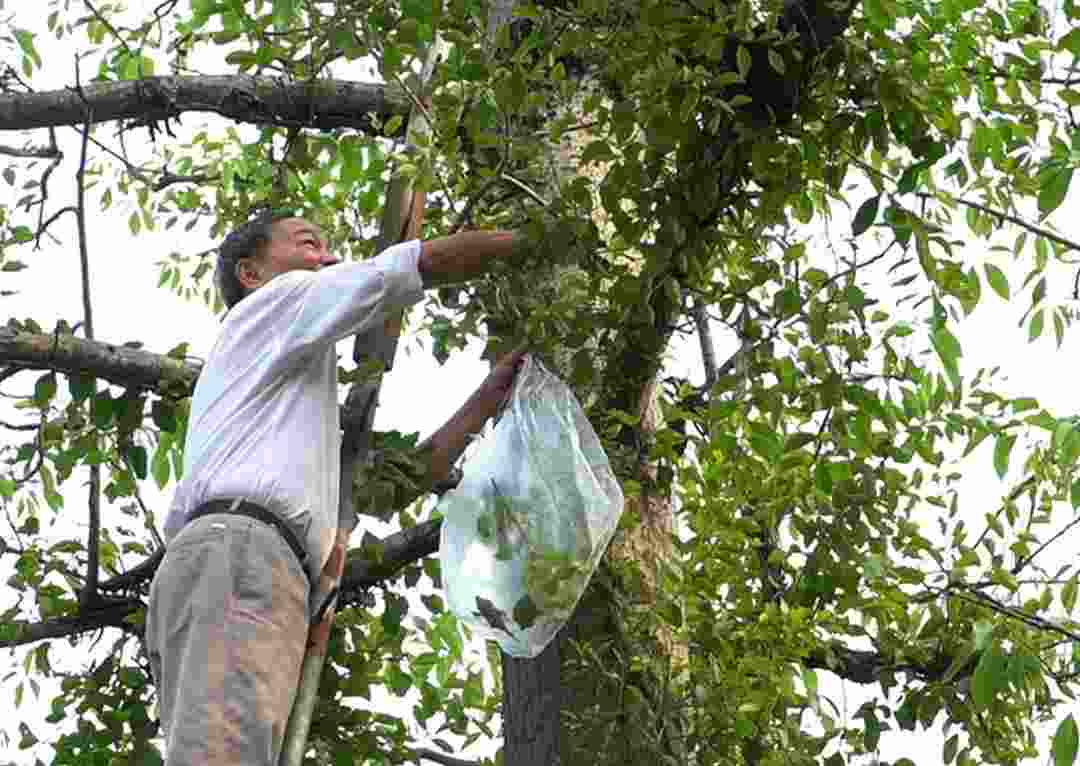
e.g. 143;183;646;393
262;239;425;364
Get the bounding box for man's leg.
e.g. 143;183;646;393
147;514;309;765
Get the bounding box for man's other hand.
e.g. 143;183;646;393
478;350;527;421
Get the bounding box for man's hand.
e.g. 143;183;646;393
475;349;527;422
416;351;528;489
308;542;346;647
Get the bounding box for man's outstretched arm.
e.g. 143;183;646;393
418;230;524;287
416;350;524;487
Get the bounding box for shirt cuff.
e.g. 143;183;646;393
374;239;425;308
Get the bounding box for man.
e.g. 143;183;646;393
146;210;530;765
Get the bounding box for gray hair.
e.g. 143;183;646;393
214;209;295;309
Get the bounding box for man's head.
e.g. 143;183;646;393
215;211;340;309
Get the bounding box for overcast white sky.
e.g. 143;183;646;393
3;2;1080;765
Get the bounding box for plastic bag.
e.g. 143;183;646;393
438;355;624;657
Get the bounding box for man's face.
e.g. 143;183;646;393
236;217;340;292
264;217;340;274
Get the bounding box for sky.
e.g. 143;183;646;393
2;1;1080;765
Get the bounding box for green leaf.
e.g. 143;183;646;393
852;194;881;237
272;0;297;29
125;445;148;480
12;225;33;243
152;399;178;432
151;438;172;489
1029;308;1045;342
91;392;114;428
984;263;1009;299
384;663;412;695
767;49;785;74
736;45;752;79
1063;575;1078;613
1053;715;1079;766
67;373;95;401
1071;479;1080;509
1038;162;1073;218
384;115;404;136
225;51;258;69
973;620;994;651
944;734;959;764
971;647;999;707
863;709;881;750
993;433;1016;478
13;28;42;69
734;717;754;738
931;326;963;390
33;373;57;408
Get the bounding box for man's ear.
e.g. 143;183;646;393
236;257;264;290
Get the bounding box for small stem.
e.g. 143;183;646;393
74;61;101;606
690;294;718;387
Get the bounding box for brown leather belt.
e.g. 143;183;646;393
189;499;309;577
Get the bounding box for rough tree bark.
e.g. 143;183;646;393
0;76;408;134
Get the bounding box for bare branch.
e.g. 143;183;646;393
0;76;409;134
0;419;39;430
1012;513;1080;576
0;143;61;159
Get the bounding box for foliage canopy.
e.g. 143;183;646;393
2;0;1080;764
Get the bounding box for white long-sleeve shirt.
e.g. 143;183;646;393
164;240;425;583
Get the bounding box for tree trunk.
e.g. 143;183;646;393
485;2;688;761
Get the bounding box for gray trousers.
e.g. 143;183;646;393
147;514;310;765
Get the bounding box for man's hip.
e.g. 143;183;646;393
146;512;310;765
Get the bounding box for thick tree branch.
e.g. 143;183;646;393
342;518;441;590
0;597;142;648
4;516;444;649
0;76;410;134
0;328;202;395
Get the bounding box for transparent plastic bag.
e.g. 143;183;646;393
438;355;624;657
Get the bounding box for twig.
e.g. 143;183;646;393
0;419;39;430
31;129;63;246
117;451;166;550
0;205;77;249
449;166;505;234
919;192;1080;254
83;0;134;59
153;170;220;191
951;589;1080;643
73;59;102;607
414;748;481;766
14;429;45;486
1011;513;1080;576
500;172;549;206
